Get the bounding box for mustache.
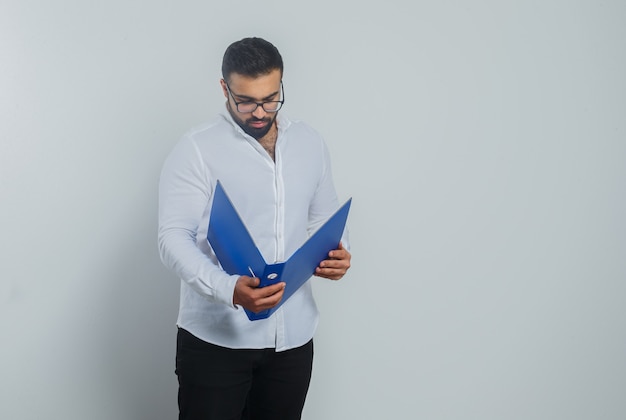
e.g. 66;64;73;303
246;116;271;124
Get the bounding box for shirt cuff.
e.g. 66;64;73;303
213;273;240;309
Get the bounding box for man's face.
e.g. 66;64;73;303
221;69;283;140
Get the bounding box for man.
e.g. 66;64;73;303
158;37;351;420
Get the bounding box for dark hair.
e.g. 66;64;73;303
221;37;283;82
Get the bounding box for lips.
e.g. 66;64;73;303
248;121;267;128
247;118;270;129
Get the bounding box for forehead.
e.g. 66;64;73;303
227;69;282;98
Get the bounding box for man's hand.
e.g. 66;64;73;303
315;242;351;280
233;275;286;313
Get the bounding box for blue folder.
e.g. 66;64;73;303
207;181;351;321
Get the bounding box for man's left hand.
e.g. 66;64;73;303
314;242;351;280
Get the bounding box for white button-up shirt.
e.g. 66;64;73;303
158;108;349;351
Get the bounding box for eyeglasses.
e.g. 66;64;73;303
225;81;285;113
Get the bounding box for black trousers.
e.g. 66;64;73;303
176;328;314;420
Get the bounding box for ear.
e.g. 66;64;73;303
219;79;229;98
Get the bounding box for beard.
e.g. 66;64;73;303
228;105;277;140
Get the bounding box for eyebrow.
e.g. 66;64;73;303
232;89;280;102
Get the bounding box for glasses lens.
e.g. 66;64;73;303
262;102;282;112
237;102;258;113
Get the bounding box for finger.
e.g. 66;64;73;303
257;282;286;298
315;266;346;279
328;246;341;258
319;255;351;271
315;273;342;281
328;250;343;259
255;286;285;309
242;275;260;287
328;247;350;260
319;259;349;269
316;265;346;274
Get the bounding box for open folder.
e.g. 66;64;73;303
207;181;351;321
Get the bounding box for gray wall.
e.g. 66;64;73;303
2;1;625;419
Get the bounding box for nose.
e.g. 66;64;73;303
252;105;267;119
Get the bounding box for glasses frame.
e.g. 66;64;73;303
225;81;285;113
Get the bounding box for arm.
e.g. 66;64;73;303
308;139;352;281
158;135;239;307
158;135;286;311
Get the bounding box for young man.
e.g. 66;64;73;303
158;37;351;419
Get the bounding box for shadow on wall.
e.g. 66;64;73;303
92;203;180;419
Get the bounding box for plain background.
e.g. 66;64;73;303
1;1;625;419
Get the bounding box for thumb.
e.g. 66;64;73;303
246;275;261;287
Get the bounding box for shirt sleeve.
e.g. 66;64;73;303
158;135;239;308
307;138;351;252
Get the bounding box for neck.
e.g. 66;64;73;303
258;121;278;160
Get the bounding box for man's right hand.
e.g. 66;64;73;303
233;275;286;313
